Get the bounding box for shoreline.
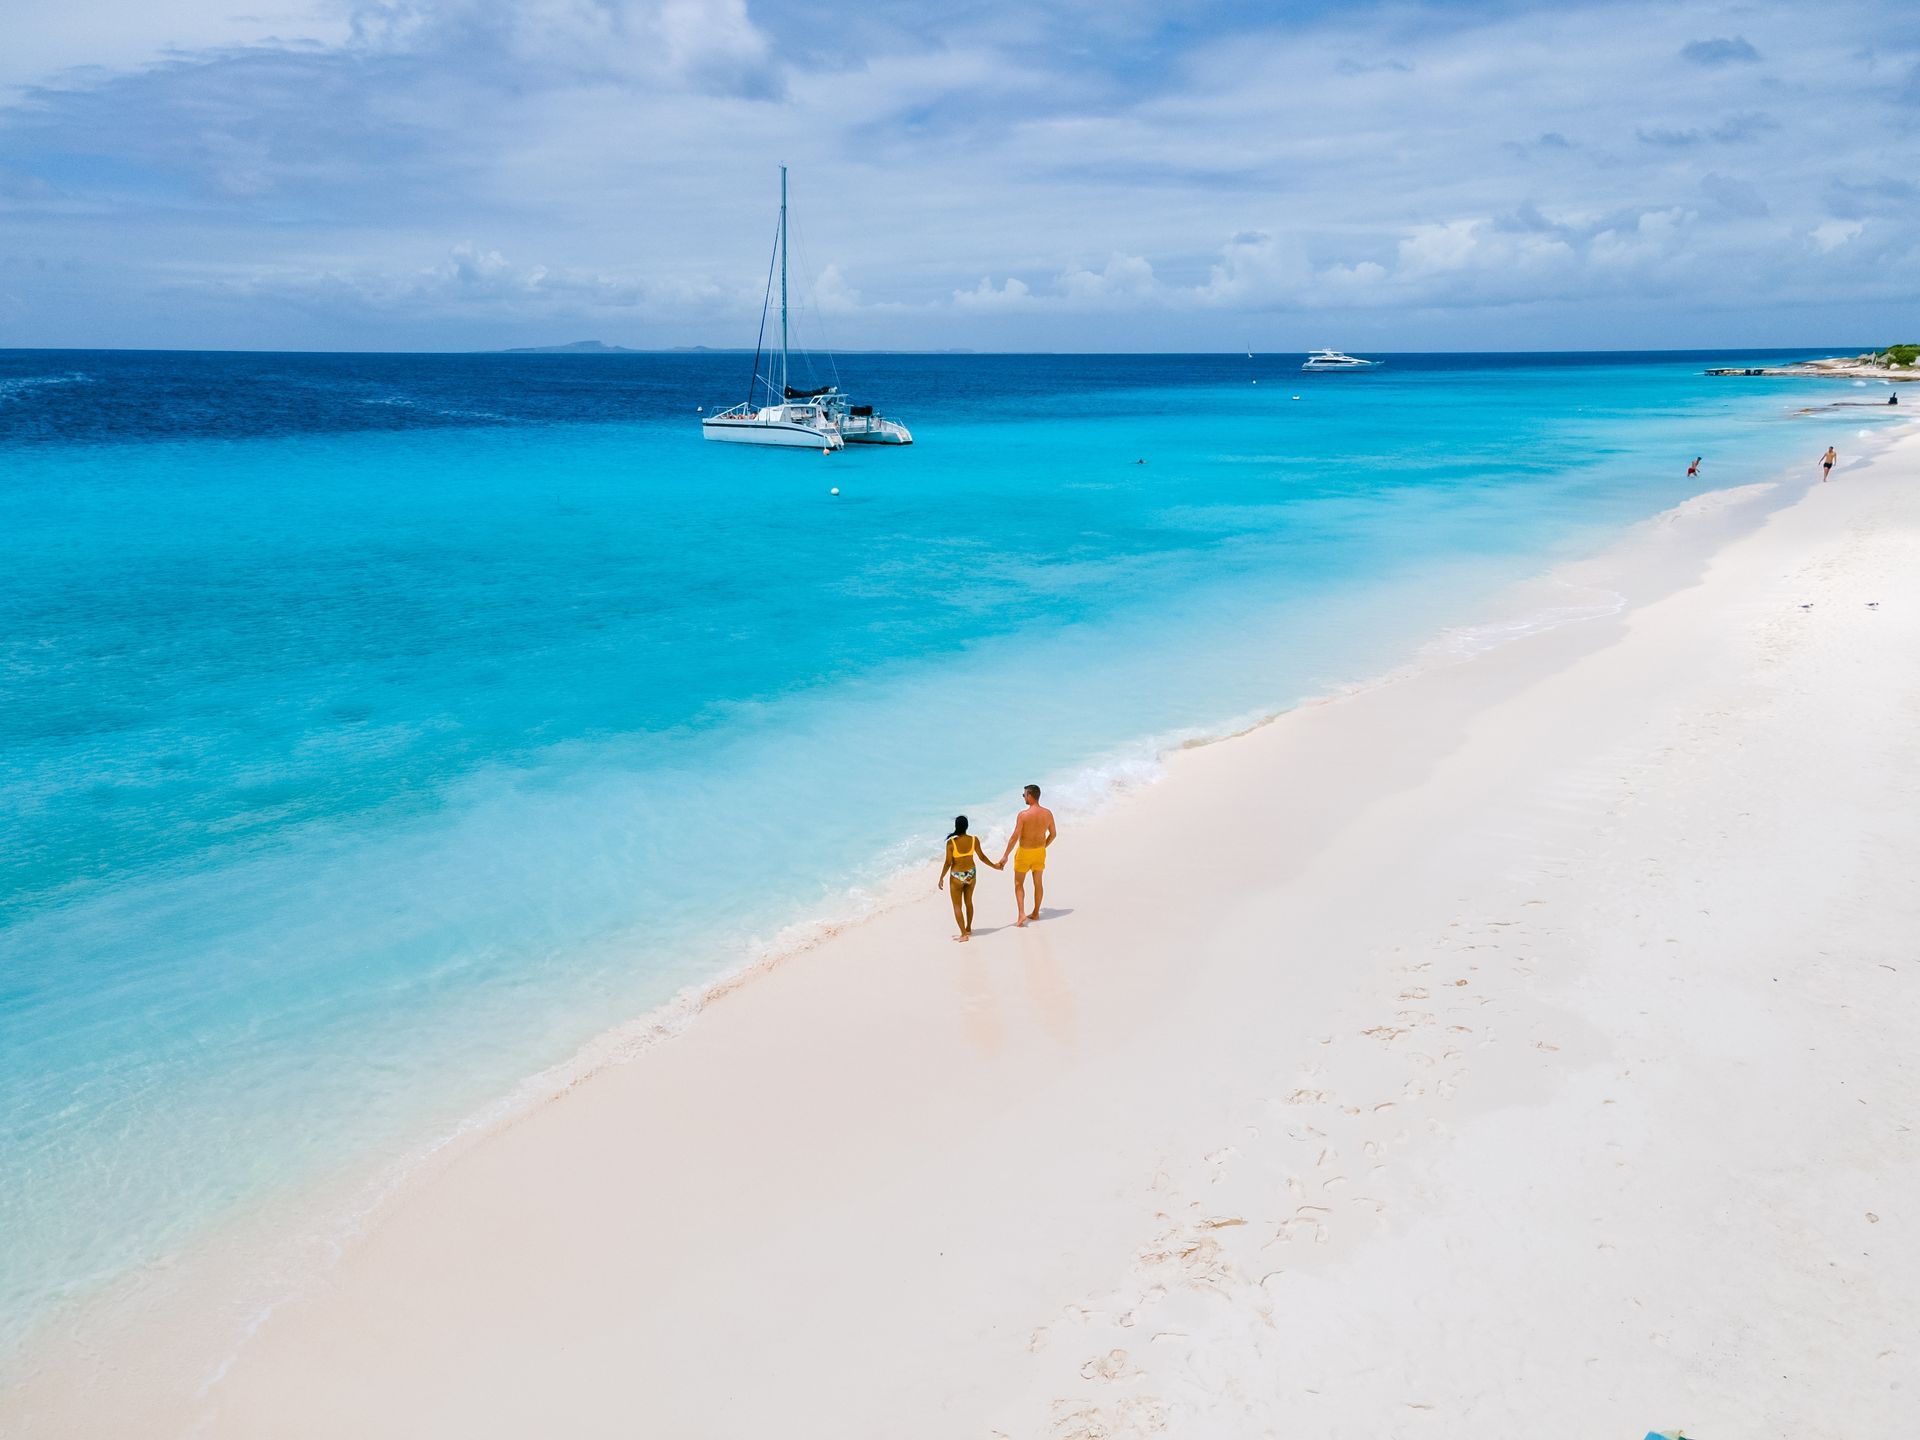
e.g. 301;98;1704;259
1707;354;1916;382
7;421;1918;1435
0;472;1790;1365
0;462;1791;1369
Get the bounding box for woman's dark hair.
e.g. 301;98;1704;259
947;815;969;839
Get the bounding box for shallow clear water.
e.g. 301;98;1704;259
0;347;1890;1353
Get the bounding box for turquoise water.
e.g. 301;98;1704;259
0;349;1890;1354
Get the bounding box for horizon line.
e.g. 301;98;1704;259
0;344;1870;359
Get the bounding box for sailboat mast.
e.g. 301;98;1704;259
778;164;789;400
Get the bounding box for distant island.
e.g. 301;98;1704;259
500;340;639;354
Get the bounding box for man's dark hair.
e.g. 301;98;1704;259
1024;784;1041;799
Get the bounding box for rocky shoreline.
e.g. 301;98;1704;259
1708;353;1917;382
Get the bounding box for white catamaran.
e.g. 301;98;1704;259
701;168;912;450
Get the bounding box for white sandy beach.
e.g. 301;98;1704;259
9;423;1919;1438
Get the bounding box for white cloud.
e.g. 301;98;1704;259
1811;219;1865;252
809;262;861;314
1059;253;1157;303
2;0;1916;348
953;275;1034;312
0;0;344;94
344;0;782;94
1196;231;1310;306
1588;208;1694;269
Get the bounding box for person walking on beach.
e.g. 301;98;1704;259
1821;446;1838;482
937;816;1002;942
999;784;1057;928
1687;456;1701;478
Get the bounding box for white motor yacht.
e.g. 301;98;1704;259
702;168;910;450
1300;349;1382;371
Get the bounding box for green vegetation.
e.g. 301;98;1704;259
1879;343;1919;366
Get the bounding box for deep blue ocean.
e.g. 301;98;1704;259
0;347;1892;1356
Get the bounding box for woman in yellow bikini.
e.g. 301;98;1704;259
936;815;1003;942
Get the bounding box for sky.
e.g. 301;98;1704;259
1;0;1916;352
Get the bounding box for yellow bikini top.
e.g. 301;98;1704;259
949;835;976;861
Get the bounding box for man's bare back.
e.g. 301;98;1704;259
999;785;1058;926
1010;803;1055;851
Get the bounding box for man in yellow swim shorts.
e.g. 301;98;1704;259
999;784;1058;928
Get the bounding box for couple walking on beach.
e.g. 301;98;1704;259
937;784;1057;941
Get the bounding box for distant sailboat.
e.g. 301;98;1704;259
701;168;911;449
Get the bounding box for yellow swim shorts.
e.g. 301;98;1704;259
1014;846;1047;875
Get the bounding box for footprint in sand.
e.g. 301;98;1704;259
1055;1396;1171;1440
1079;1349;1137;1382
1267;1208;1331;1246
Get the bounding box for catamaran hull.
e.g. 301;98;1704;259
839;420;913;445
701;419;843;449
